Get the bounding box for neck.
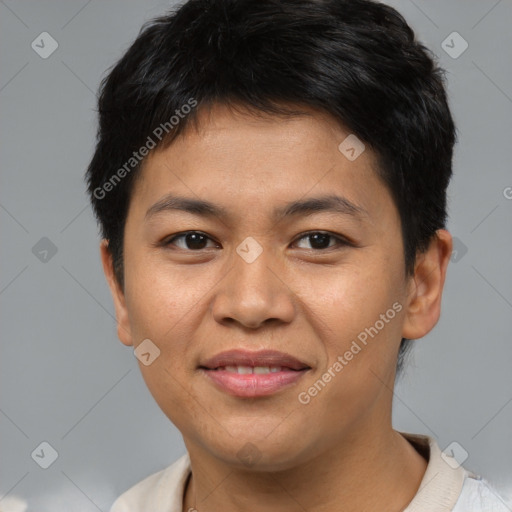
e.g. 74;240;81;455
182;427;427;512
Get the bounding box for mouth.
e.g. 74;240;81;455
198;349;311;398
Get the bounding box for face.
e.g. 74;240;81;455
102;103;449;471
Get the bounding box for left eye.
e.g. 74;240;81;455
293;232;346;250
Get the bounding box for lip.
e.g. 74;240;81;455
198;349;311;398
199;349;310;371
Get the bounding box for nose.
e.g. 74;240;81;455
211;245;296;329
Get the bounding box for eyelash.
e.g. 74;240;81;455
162;230;351;251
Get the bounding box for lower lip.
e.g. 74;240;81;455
200;368;309;398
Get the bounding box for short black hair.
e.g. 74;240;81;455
85;0;456;374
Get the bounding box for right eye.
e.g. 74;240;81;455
163;231;220;251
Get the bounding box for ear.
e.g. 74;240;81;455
100;239;133;346
402;229;453;340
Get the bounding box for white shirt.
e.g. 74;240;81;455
110;433;509;511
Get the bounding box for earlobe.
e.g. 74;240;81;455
401;229;453;340
99;240;134;347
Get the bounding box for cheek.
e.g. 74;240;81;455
305;262;395;341
294;271;402;437
123;259;205;422
305;256;405;388
123;248;207;342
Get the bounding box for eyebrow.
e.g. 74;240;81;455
145;193;368;222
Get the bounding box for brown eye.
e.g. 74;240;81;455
294;232;347;250
165;231;218;250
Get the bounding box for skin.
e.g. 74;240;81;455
101;103;452;512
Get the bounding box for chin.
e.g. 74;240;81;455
205;431;314;472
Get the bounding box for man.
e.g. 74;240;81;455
86;0;507;510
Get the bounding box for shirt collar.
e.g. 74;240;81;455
157;432;466;511
401;432;466;511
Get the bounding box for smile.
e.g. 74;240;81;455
199;366;309;398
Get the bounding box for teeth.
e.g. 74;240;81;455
219;366;284;374
254;366;270;374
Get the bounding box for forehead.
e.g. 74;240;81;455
130;103;394;227
176;102;361;161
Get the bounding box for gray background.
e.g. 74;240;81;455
1;0;511;510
